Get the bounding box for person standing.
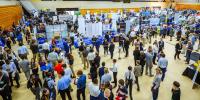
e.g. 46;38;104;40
133;46;140;66
30;39;39;62
174;41;182;60
110;59;118;88
103;40;109;56
151;68;162;100
152;40;158;65
82;47;89;69
45;73;56;100
87;49;95;67
0;66;11;100
19;55;30;80
57;71;72;100
158;53;168;81
101;68;112;86
116;79;128;100
109;42;115;59
158;38;164;53
124;39;130;57
47;49;59;65
140;51;146;75
94;53;101;68
2;59;20;87
145;46;154;77
88;78;101;100
27;74;43;100
75;70;86;100
185;41;193;64
118;34;124;59
42;40;50;60
66;53;75;77
17;42;29;59
134;61;142;91
171;81;181;100
98;62;106;82
124;66;135;100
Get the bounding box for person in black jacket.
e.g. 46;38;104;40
174;41;182;60
171;81;181;100
103;40;109;56
27;74;42;100
94;53;101;68
140;51;146;75
158;38;164;53
133;46;140;66
124;39;130;57
0;66;12;100
109;42;115;59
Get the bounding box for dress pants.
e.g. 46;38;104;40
151;85;159;100
135;76;140;91
77;87;86;100
153;53;157;64
186;51;191;64
0;87;12;100
126;80;133;100
110;51;114;59
113;72;117;87
174;50;181;59
59;88;72;100
159;67;166;81
125;48;129;57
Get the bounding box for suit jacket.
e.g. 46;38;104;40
109;43;115;52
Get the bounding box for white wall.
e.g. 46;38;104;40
0;0;19;6
32;1;167;11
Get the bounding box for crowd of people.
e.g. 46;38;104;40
0;8;199;100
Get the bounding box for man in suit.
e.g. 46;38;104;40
109;42;115;59
124;38;130;57
158;38;164;53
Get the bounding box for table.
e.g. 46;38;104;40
182;67;200;85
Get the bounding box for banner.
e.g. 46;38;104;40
58;15;73;22
150;18;160;25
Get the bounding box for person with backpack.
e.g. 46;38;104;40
116;79;128;100
27;74;42;100
43;73;56;100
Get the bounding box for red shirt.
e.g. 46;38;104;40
54;63;63;74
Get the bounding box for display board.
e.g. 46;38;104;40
45;24;68;40
85;22;103;37
58;15;73;22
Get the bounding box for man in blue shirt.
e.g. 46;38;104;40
158;53;168;81
57;71;72;100
75;70;86;100
2;59;20;87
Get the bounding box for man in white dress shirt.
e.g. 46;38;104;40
42;40;50;60
110;59;118;88
88;78;101;100
125;66;135;100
